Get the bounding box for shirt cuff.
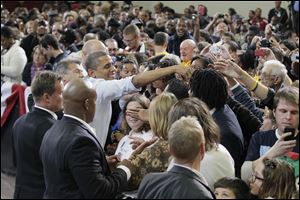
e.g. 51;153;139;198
230;82;240;91
117;165;131;181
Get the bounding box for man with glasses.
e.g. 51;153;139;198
122;24;146;54
105;38;119;57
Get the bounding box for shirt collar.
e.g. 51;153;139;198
275;129;280;139
64;114;96;137
172;163;208;185
34;105;58;120
209;108;216;115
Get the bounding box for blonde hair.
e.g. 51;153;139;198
168;116;205;162
149;92;178;140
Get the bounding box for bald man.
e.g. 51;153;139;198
40;78;130;198
180;39;196;66
82;39;108;68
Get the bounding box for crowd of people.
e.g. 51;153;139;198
1;1;299;199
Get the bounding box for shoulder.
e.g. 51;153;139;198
252;129;276;139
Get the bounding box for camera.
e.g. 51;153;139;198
260;39;271;48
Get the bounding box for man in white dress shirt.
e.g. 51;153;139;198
85;51;189;147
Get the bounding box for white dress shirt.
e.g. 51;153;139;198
87;76;140;147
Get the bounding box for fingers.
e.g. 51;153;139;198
132;137;159;156
126;109;140;119
279;132;293;141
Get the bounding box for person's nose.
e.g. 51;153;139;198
285;112;292;121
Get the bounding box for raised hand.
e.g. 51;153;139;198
213;59;242;78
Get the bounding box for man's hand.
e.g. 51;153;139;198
130;137;159;158
106;155;121;170
265;132;297;158
129;136;145;150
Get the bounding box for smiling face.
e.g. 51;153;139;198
93;55;115;80
180;41;194;62
120;63;137;78
176;19;187;37
125;101;145;132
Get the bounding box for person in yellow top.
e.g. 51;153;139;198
180;39;197;67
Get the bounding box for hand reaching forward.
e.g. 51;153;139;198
213;59;243;79
130;136;159;158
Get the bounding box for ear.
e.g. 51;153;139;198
199;143;206;161
84;99;89;110
87;69;96;78
274;76;281;85
43;93;51;104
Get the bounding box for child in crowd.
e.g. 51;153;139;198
115;94;153;160
214;177;250;199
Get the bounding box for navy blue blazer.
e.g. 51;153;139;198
213;104;245;177
137;165;215;199
13;107;56;199
40;116;127;199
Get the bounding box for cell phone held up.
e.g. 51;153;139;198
283;127;296;141
255;49;266;57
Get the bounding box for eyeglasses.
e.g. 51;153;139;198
250;173;264;182
123;36;136;43
108;48;118;52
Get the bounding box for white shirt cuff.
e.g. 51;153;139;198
230;82;240;91
117;165;131;181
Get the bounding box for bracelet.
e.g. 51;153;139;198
251;80;258;91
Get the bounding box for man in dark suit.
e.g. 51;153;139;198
12;71;64;199
137;116;215;199
39;78;130;198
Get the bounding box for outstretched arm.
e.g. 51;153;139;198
132;65;189;88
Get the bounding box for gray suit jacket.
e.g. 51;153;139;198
137;165;215;199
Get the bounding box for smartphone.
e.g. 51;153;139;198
284;127;296;141
209;45;222;55
255;49;266;57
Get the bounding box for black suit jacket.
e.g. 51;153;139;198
12;107;56;199
39;116;127;199
137;165;215;199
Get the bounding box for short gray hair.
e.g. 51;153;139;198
262;60;287;82
85;51;108;71
55;59;81;75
